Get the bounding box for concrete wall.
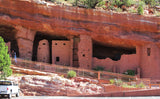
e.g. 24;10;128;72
37;39;50;63
52;40;71;66
78;35;92;69
93;54;139;73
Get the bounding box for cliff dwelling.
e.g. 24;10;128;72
0;0;160;79
0;25;19;57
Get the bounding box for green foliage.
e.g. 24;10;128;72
122;83;136;88
129;8;137;13
108;5;115;10
138;5;144;15
109;79;115;84
155;11;160;17
139;1;146;7
115;79;123;86
136;82;146;88
123;0;135;7
96;0;106;7
115;7;123;12
0;36;12;80
108;0;135;7
83;0;103;8
92;66;104;71
67;70;76;78
109;79;123;86
109;0;123;7
142;0;159;7
124;70;136;76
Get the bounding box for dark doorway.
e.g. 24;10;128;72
93;43;136;61
0;25;19;57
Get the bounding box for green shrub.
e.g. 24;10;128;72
129;8;137;13
84;0;103;8
136;82;146;88
93;66;104;71
110;0;123;7
156;11;160;17
125;70;136;76
123;0;135;7
96;0;106;7
67;70;76;78
115;7;123;12
142;0;159;7
108;5;115;10
138;5;144;15
109;79;115;84
122;83;135;88
115;79;123;86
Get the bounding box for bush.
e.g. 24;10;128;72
0;36;12;80
115;79;123;86
136;82;146;88
122;83;135;88
142;0;159;7
127;70;136;76
138;5;144;15
109;79;115;84
84;0;103;8
110;0;123;7
96;0;106;7
67;70;76;78
115;7;123;12
123;0;135;7
92;66;104;71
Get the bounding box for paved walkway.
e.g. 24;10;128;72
3;96;159;99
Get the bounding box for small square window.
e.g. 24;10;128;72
56;57;60;62
147;48;151;56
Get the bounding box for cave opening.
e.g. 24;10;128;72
0;25;19;57
93;42;136;61
32;32;69;63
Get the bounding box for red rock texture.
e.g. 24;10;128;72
19;75;104;96
1;0;160;79
0;0;159;48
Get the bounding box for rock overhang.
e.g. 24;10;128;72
0;0;159;48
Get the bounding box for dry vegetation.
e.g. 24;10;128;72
46;0;160;16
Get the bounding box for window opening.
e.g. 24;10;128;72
56;57;60;62
147;48;151;56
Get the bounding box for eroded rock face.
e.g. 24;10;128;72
0;0;159;48
1;0;160;79
19;75;103;96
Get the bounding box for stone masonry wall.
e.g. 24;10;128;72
52;40;72;66
37;39;50;63
78;35;92;69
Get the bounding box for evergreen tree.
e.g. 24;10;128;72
0;36;12;80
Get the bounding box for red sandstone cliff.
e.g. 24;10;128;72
1;0;160;79
0;0;159;48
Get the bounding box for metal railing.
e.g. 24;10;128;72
11;58;138;82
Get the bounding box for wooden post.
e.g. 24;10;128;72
149;84;151;88
98;71;101;80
